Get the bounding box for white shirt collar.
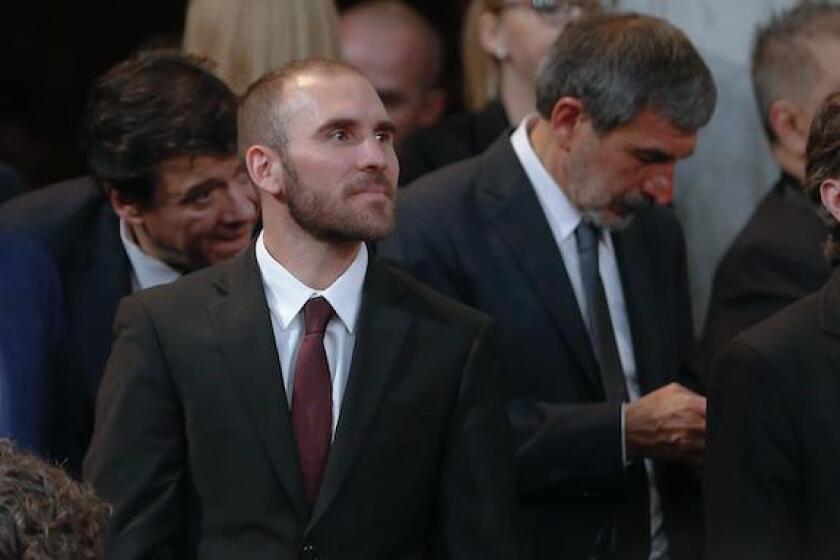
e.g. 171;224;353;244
510;115;583;243
255;231;367;334
119;218;181;291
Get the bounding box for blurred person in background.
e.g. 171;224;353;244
341;0;447;145
0;50;257;476
0;233;63;453
707;88;840;560
702;3;840;375
0;438;109;560
398;0;605;185
183;0;341;95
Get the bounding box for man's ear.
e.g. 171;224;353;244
548;97;587;148
107;188;144;226
245;144;284;197
478;11;507;61
769;99;809;157
821;178;840;222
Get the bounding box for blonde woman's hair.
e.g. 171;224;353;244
183;0;341;95
462;0;500;112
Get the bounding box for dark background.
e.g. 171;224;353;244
0;0;468;191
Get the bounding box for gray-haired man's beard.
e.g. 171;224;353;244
585;191;655;231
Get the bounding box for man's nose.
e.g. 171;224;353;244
222;182;259;223
642;165;675;205
357;136;392;170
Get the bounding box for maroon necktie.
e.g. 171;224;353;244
291;296;334;505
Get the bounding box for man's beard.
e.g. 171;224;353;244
283;156;396;243
584;191;653;231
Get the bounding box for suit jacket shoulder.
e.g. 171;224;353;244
702;174;830;370
398;101;510;186
0;176;113;259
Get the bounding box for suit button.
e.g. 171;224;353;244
300;543;317;560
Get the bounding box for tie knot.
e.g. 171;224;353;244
302;297;334;335
575;220;601;253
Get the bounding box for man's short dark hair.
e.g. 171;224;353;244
536;12;716;135
752;3;840;144
0;439;109;559
806;90;840;265
81;50;237;207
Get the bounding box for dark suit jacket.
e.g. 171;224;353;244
707;266;840;560
397;101;509;186
0;233;63;452
83;245;520;560
0;177;130;473
379;135;703;560
702;173;830;376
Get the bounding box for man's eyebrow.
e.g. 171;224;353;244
179;178;220;202
315;118;358;135
631;147;677;163
374;120;397;135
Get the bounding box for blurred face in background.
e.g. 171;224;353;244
341;3;446;145
112;155;258;272
481;0;600;87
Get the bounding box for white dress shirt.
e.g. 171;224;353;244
511;117;668;560
255;231;366;436
119;219;181;292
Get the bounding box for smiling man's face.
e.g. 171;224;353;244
121;154;259;271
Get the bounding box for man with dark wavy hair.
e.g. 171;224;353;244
0;438;109;559
707;90;840;559
0;50;258;475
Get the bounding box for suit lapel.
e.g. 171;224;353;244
613;221;664;393
207;246;309;518
476;137;602;395
307;260;412;530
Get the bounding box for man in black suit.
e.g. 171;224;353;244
706;90;840;560
701;4;840;371
379;13;716;560
84;58;520;559
0;51;259;474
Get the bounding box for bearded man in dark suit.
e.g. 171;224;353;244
707;90;840;560
84;58;520;560
379;13;716;560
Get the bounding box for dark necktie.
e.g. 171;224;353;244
575;222;649;560
575;221;628;403
291;296;334;505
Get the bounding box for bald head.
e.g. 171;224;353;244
239;58;369;156
340;0;446;143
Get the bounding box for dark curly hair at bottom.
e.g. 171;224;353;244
0;439;109;559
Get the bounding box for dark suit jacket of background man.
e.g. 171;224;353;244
83;244;520;559
0;177;129;473
707;266;840;560
702;173;830;375
378;135;704;560
397;101;508;186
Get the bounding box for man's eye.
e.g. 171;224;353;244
375;130;393;143
331;129;349;141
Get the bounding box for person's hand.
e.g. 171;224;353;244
625;382;706;465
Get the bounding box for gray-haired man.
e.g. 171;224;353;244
380;12;716;560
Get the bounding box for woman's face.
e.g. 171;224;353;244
484;1;594;86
